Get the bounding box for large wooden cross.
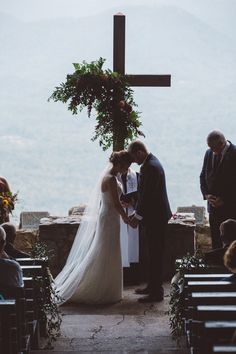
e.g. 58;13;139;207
113;13;171;150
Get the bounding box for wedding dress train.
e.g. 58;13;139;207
54;172;123;305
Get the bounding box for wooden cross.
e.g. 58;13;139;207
113;13;171;150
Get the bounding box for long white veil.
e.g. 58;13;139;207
54;163;112;303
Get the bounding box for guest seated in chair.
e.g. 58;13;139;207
223;240;236;282
1;222;30;259
204;219;236;267
0;226;24;288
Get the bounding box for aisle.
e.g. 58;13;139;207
32;283;187;353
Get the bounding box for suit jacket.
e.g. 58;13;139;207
200;141;236;213
5;243;30;259
136;153;172;225
204;245;229;267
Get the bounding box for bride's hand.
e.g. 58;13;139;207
122;215;130;224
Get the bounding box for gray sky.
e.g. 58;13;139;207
1;0;167;21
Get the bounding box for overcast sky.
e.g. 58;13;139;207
1;0;168;21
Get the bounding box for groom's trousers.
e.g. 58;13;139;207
145;221;168;296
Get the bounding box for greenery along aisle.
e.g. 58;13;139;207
31;240;62;349
169;251;206;342
49;57;144;151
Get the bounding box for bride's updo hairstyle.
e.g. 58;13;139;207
109;150;132;166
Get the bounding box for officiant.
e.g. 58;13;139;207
119;167;140;283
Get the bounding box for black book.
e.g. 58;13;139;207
120;191;138;204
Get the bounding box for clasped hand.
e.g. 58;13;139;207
206;194;224;208
128;213;139;228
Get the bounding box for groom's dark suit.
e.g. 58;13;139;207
136;153;172;297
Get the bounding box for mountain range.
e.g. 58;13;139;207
0;2;236;220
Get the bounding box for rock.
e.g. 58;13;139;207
15;229;38;253
195;224;212;252
177;205;206;225
39;216;81;276
68;205;86;216
19;211;50;229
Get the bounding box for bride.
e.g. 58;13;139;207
54;150;132;305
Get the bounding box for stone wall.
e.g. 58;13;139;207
163;222;195;279
15;229;38;254
38;215;196;280
194;224;212;252
39;216;81;276
15;212;211;281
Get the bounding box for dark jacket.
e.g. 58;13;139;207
136;153;172;225
5;243;30;259
204;245;229;267
200;141;236;213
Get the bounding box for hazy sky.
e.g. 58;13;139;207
1;0;167;21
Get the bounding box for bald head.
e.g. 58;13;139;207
207;130;226;154
1;222;16;244
0;227;6;251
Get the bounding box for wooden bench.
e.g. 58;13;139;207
16;257;48;267
212;345;236;353
0;277;40;352
187;320;236;345
176;263;236;353
21;265;43;277
186;292;236;306
185;281;236;293
187;305;236;321
0;299;19;354
184;273;231;284
23;277;40;349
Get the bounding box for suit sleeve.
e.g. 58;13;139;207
200;151;209;199
136;165;161;218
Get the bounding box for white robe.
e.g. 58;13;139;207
120;168;139;267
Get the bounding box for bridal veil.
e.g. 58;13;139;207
54;163;112;303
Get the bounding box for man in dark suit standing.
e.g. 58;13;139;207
200;130;236;249
128;140;172;303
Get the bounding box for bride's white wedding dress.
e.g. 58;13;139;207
54;171;123;305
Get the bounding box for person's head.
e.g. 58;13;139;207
1;222;16;244
207;130;226;155
220;219;236;246
127;140;149;165
224;240;236;273
109;150;132;174
0;227;6;253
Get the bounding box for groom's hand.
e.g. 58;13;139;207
129;215;139;228
121;201;130;208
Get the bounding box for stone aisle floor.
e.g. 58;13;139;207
32;282;188;354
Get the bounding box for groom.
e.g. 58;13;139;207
128;140;172;303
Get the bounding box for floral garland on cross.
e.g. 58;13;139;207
49;57;144;150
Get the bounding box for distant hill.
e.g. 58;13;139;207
0;4;236;219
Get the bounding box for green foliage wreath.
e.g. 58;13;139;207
49;57;144;150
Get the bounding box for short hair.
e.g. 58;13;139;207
128;140;148;154
109;150;132;166
207;130;226;148
220;219;236;244
0;226;6;245
1;222;16;244
224;240;236;271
